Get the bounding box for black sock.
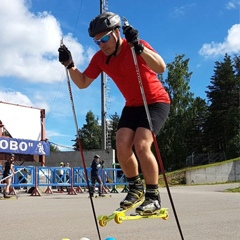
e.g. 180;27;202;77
127;176;143;191
145;184;159;200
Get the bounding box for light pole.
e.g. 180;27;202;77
100;0;108;150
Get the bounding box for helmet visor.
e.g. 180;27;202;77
93;31;112;45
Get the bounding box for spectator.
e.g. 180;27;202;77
58;162;64;192
90;155;104;197
2;154;16;198
66;162;70;183
66;162;70;192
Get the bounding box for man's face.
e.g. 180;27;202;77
94;30;118;56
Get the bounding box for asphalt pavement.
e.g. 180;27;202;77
1;183;239;240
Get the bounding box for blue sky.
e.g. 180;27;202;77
0;0;239;150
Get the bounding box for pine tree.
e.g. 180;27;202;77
72;111;102;150
185;97;209;153
108;112;120;151
159;54;195;170
205;54;240;158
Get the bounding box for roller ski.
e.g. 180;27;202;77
98;177;145;227
0;191;18;200
99;178;169;226
98;197;169;226
124;190;169;222
98;198;144;227
94;194;112;198
89;193;112;198
114;207;169;224
0;196;18;200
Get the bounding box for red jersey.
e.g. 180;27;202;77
84;39;170;106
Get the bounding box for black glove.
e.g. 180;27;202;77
123;25;144;55
58;45;74;69
123;25;139;43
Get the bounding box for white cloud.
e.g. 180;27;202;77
0;0;86;83
47;130;68;138
199;24;240;58
86;47;97;62
0;91;33;106
226;1;240;9
0;89;50;112
170;3;196;17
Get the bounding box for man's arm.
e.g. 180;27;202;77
139;47;166;74
58;44;95;89
68;67;95;89
123;24;166;74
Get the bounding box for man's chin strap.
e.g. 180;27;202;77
106;32;120;65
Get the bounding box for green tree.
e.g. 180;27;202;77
205;54;240;158
50;143;60;152
158;54;195;170
184;97;209;153
72;111;102;150
108;112;120;151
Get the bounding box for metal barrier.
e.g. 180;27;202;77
0;166;35;188
101;168;129;193
0;166;128;196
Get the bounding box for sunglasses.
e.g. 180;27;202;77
94;31;112;45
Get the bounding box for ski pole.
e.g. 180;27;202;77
123;17;185;240
0;168;27;183
61;39;102;240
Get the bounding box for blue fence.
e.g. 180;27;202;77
0;166;128;195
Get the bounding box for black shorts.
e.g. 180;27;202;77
2;174;9;183
118;102;170;135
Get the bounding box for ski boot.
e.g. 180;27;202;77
120;178;144;209
135;188;161;215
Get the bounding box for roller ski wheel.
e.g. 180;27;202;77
161;208;169;220
98;215;108;227
114;211;125;224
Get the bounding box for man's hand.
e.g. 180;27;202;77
123;25;144;55
58;45;74;69
123;25;140;44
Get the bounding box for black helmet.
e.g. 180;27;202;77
88;12;121;37
94;154;100;159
